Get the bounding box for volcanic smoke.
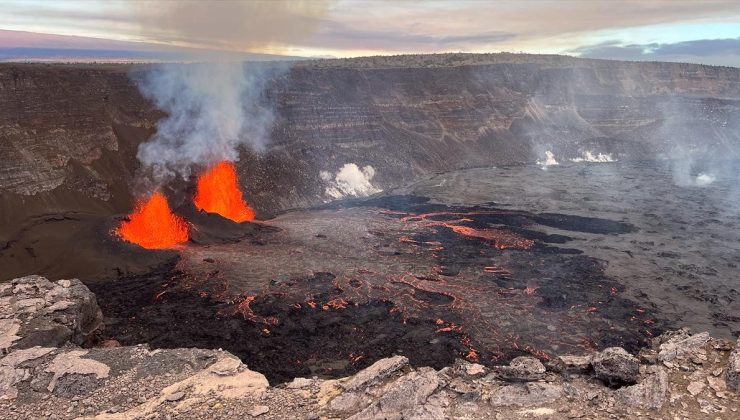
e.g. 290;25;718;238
194;161;256;222
116;192;189;249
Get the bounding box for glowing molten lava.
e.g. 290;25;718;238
194;161;255;222
116;192;189;249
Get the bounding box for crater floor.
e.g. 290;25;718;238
91;161;739;383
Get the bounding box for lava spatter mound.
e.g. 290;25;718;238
194;161;256;222
116;192;189;249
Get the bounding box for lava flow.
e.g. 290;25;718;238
194;161;255;222
98;197;660;383
116;191;189;249
402;211;535;250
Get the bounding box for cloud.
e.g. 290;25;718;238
1;0;739;61
0;0;333;53
308;21;514;52
571;38;740;67
131;0;332;51
311;0;740;54
0;30;302;62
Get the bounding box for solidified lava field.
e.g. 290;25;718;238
85;160;740;384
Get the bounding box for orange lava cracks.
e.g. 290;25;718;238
448;225;535;249
116;192;189;249
324;298;349;310
194;161;255;222
399;235;444;250
400;211;535;250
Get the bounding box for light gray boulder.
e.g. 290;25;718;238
617;366;669;409
1;275;103;352
340;355;408;391
592;347;639;385
658;331;710;362
495;356;546;381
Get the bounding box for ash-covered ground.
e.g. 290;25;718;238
90;160;740;384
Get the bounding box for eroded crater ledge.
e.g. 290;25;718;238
1;275;738;419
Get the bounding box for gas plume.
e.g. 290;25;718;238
321;163;381;199
571;151;616;163
132;1;331;189
655;99;736;189
536;150;559;170
135;61;277;185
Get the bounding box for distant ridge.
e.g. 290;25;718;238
295;52;740;70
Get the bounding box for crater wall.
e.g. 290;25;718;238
1;55;740;237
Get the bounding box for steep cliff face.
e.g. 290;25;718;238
1;55;739;235
0;64;155;237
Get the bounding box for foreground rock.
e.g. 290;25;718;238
592;347;640;385
728;341;740;391
493;357;546;382
1;275;102;352
658;329;711;363
0;275;738;419
616;366;669;409
339;355;408;391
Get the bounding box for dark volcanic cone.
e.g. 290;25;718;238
174;200;280;246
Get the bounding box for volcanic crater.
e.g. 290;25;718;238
2;56;739;388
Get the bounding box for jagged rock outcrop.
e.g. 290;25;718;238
658;328;711;362
616;365;669;410
339;355;408;392
492;356;546;382
0;275;102;352
592;347;640;385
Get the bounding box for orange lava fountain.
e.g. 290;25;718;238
116;191;189;249
194;161;255;222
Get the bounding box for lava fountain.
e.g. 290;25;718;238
116;191;189;249
194;161;255;222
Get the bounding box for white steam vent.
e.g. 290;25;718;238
671;159;718;188
571;151;616;163
321;163;382;199
695;173;716;186
536;150;559;169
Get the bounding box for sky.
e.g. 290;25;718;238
1;0;739;66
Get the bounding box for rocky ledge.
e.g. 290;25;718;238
1;275;738;419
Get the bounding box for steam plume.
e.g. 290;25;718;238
536;150;559;170
321;164;382;199
136;62;276;184
131;1;331;190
